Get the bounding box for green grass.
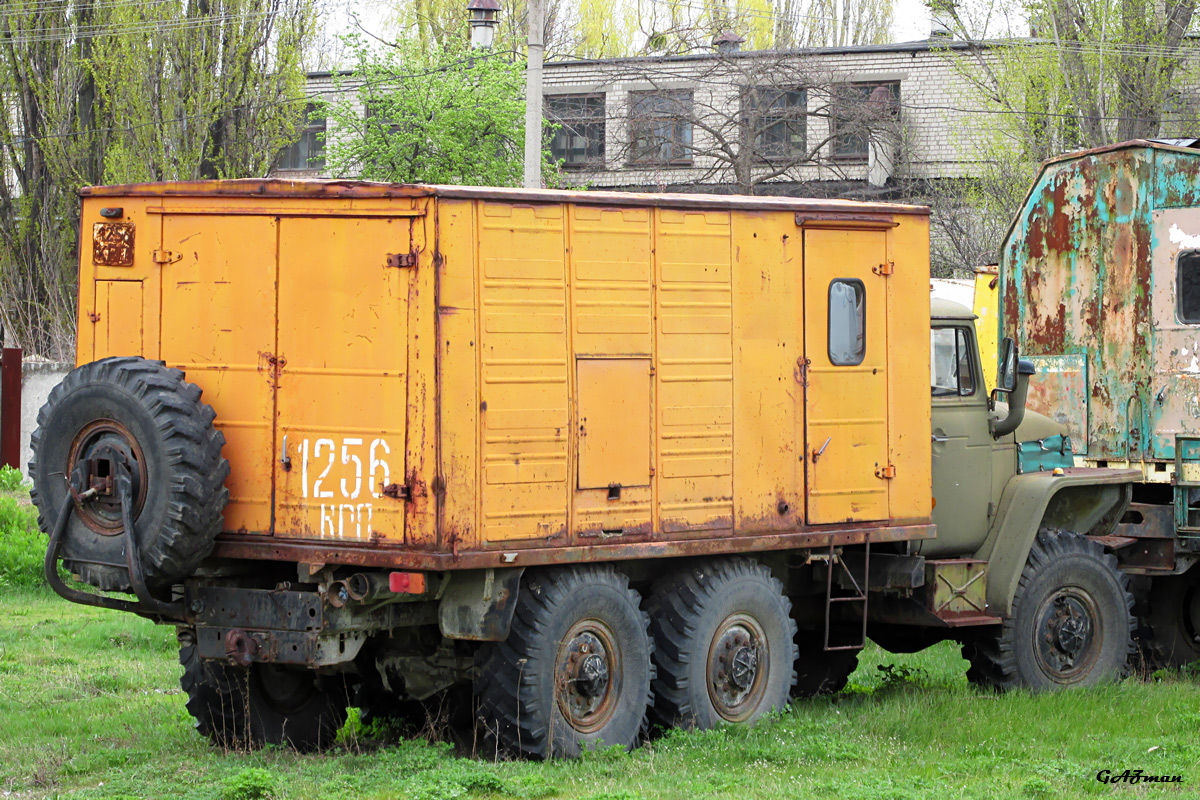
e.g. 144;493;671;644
2;588;1200;799
0;467;42;589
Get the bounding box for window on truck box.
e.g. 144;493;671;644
931;326;976;397
1179;251;1200;323
828;279;865;365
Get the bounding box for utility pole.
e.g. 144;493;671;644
523;0;545;188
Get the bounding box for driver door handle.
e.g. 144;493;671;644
931;434;949;443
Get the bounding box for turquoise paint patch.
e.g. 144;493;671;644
1017;434;1074;473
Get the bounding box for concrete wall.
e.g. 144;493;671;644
0;360;71;477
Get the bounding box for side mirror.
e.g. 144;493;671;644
996;337;1017;394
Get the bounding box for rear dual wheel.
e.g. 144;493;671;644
474;565;654;759
647;558;798;730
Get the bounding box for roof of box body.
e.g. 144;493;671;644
80;179;931;216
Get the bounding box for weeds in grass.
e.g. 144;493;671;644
0;494;41;588
0;464;27;492
219;767;280;800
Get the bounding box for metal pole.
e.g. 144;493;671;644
522;0;545;188
1;348;22;470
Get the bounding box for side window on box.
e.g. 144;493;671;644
828;279;865;366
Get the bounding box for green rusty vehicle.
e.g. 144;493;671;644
1003;139;1200;671
844;298;1142;692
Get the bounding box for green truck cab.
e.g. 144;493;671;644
853;298;1141;691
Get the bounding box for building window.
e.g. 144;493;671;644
1178;252;1200;323
629;90;693;165
546;94;605;168
276;102;325;171
743;87;806;160
931;327;976;397
828;279;865;366
831;82;899;160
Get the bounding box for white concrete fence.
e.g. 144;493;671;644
0;360;71;477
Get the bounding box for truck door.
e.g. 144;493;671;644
273;217;410;544
802;229;890;523
927;323;991;555
159;214;279;536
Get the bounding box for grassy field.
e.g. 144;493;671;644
1;588;1199;800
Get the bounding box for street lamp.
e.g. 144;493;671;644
468;0;500;49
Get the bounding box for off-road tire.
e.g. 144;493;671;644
474;565;653;759
792;628;859;697
647;558;798;729
30;357;229;591
1139;570;1200;670
964;529;1135;691
179;638;350;751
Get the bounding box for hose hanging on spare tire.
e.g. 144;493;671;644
29;356;230;592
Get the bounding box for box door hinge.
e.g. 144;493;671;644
386;251;418;268
875;463;896;479
152;249;182;265
873;261;894;276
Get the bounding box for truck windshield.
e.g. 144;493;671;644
931;327;975;397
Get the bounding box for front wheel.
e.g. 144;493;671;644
964;530;1134;691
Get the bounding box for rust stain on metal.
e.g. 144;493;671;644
93;222;135;266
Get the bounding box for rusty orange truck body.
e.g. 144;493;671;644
34;180;1141;758
78;181;933;566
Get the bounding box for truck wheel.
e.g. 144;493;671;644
792;629;859;697
30;357;229;592
1140;571;1200;669
647;558;797;729
474;565;653;759
179;639;350;751
965;529;1135;691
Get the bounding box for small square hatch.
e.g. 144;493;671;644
577;358;651;490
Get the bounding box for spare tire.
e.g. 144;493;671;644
29;357;229;592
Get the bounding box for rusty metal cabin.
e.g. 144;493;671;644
77;180;934;575
1002;141;1200;501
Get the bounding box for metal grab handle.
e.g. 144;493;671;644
280;434;291;470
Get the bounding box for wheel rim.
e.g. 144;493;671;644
707;613;769;721
1033;587;1101;682
555;619;619;734
67;418;148;534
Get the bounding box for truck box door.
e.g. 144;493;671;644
273;217;409;543
160;214;279;535
803;229;890;523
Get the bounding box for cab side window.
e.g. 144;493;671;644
828;279;865;365
931;326;976;397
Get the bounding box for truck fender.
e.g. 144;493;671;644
973;469;1137;617
438;567;525;641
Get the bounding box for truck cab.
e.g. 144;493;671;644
927;299;1073;558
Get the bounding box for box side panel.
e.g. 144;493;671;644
436;199;481;551
730;210;803;532
569;205;654;539
887;215;932;522
476;202;570;544
655;209;735;534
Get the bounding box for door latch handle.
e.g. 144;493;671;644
931;434;949;443
280;435;291;471
795;357;811;387
812;436;832;463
